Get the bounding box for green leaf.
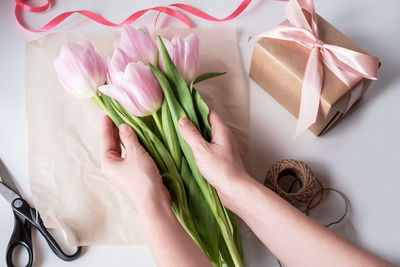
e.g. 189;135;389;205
162;173;199;240
229;210;243;261
219;211;243;267
150;64;213;203
219;232;234;267
191;86;244;264
192;88;211;141
100;94;124;127
140;115;157;133
149;64;188;121
150;64;243;267
180;158;221;267
192;72;226;86
157;36;200;130
162;173;186;218
109;98;169;174
162;172;206;254
161;99;182;171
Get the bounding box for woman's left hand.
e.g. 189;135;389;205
100;115;170;209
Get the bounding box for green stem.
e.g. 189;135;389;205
91;94;118;124
211;187;243;267
152;112;167;145
91;94;106;110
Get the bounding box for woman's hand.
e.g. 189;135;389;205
178;110;251;208
100;115;170;209
100;115;212;267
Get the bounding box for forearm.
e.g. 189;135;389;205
224;175;392;267
135;193;212;267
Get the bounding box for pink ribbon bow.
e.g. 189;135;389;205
251;0;379;138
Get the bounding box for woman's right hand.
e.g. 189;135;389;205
180;111;394;267
178;110;252;208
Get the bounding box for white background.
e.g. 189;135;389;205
0;0;399;266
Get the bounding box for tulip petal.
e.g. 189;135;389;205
183;33;200;83
99;84;149;116
171;36;185;79
124;62;163;114
108;48;130;73
160;33;200;84
116;26;157;64
107;48;131;85
54;41;106;99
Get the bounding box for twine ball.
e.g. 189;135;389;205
264;159;321;209
265;159;349;267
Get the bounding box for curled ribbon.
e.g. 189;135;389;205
15;0;192;32
250;0;379;138
14;0;255;32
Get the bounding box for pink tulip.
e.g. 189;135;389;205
162;33;200;84
100;55;162;116
115;25;157;65
54;41;107;99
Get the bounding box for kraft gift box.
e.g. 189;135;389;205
249;14;377;136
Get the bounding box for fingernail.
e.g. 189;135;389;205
119;124;130;133
179;117;189;127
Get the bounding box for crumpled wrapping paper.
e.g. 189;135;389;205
25;26;249;246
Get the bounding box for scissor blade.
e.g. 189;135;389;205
0;182;20;204
0;158;21;196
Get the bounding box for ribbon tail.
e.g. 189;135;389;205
294;47;323;139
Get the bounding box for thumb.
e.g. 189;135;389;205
178;117;209;151
119;124;141;152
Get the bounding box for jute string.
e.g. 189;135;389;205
264;159;350;267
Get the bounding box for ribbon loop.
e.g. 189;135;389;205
16;0;50;13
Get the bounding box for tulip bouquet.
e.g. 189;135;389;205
54;26;243;267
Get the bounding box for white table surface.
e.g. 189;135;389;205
0;0;399;266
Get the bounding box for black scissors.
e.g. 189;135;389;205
0;159;82;267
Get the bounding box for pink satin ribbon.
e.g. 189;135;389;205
251;0;379;138
14;0;257;32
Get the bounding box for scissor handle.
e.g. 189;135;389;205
11;198;82;262
6;212;34;267
32;211;82;261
